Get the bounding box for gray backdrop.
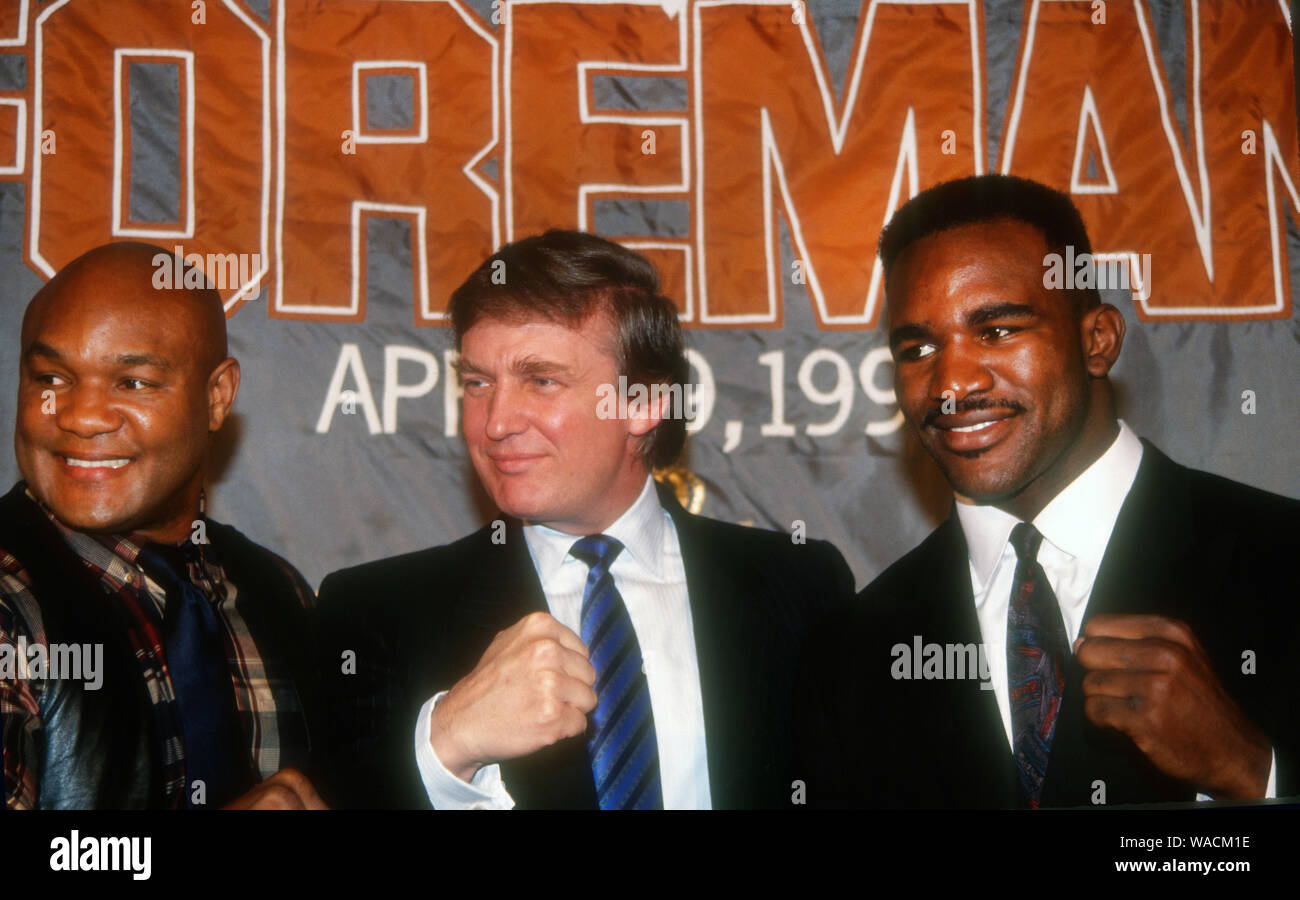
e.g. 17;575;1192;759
1;0;1297;591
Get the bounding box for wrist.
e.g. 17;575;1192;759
430;694;482;784
1203;732;1270;800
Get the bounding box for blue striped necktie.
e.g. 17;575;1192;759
570;534;663;810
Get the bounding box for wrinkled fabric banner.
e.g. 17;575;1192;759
0;0;1296;590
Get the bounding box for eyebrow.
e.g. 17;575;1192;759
888;323;933;351
454;356;575;379
22;343;172;370
23;341;62;362
512;356;574;378
113;353;173;370
964;302;1038;327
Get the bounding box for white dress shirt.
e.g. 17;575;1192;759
413;474;712;809
955;419;1275;798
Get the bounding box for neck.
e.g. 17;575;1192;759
538;465;650;536
128;481;206;545
996;411;1119;523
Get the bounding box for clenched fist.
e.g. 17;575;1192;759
430;611;599;783
1076;614;1271;800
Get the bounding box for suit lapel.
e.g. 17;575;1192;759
1041;442;1198;805
659;488;756;808
454;518;548;630
922;515;1021;807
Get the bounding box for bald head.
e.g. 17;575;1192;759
22;242;228;372
14;241;242;542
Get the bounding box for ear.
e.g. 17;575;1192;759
626;380;670;441
207;357;241;431
1080;303;1125;377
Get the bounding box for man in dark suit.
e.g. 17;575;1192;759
317;230;853;809
797;175;1300;808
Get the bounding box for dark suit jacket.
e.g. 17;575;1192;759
796;440;1300;808
316;482;854;809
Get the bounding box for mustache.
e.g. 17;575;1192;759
921;397;1026;429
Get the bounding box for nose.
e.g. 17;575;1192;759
56;382;123;439
928;340;994;407
483;381;528;441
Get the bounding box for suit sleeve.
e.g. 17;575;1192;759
792;604;856;809
314;570;425;809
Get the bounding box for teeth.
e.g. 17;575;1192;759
64;457;130;469
950;420;999;433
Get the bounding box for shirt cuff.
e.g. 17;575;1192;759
413;692;515;809
1190;743;1274;801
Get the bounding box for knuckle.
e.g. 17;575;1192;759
531;638;558;665
261;784;298;809
1151;645;1180;671
522;611;551;631
537;697;561;723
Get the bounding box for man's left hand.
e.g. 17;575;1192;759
1076;613;1271;800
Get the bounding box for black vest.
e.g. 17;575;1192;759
0;484;321;809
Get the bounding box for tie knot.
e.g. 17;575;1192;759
137;540;203;589
1009;522;1043;563
570;534;624;573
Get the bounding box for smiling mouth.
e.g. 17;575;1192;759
926;409;1022;458
60;456;133;470
945;420;1002;434
486;453;545;473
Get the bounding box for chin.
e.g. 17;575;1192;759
487;483;549;522
44;502;136;534
942;464;1029;505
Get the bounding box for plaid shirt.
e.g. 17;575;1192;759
1;489;315;809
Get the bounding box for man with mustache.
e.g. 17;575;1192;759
797;175;1300;807
1;242;326;809
317;229;853;809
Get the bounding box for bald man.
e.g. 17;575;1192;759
0;242;326;809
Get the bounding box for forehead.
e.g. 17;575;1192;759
885;219;1053;320
460;310;618;366
23;276;198;362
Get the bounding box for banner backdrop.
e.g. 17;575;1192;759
0;0;1296;590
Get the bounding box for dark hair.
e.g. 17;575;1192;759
450;229;690;468
878;174;1101;310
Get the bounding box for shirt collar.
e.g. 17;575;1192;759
21;482;213;576
523;474;666;585
955;420;1144;589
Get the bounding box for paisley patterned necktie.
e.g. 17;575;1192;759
1006;522;1069;808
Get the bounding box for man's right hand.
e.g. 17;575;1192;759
222;768;328;810
431;611;598;783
